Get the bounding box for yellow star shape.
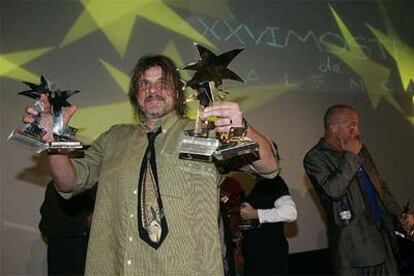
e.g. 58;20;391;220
71;101;136;143
0;47;54;83
61;0;215;57
368;26;414;93
371;2;414;93
167;1;233;19
324;5;402;112
227;84;298;114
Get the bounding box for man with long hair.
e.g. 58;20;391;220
23;55;278;274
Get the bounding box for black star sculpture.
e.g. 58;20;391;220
181;43;244;89
19;75;80;115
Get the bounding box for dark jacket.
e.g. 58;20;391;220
303;139;401;268
39;182;96;238
242;175;290;275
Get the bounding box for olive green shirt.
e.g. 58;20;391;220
68;111;223;275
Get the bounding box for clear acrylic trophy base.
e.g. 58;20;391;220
8;129;49;153
213;139;259;161
179;136;220;162
8;129;83;153
179;134;259;163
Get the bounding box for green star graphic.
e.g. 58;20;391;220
0;47;54;82
61;0;215;57
368;26;414;94
324;5;402;112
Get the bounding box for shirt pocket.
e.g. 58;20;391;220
157;152;199;199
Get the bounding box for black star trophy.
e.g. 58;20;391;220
179;43;259;165
8;76;83;153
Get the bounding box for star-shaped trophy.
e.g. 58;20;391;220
8;76;83;153
179;43;259;165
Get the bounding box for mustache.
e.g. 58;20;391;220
145;95;165;103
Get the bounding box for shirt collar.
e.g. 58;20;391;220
138;110;179;134
319;138;341;154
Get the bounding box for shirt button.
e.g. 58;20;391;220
130;213;134;218
127;260;132;265
133;190;137;195
162;129;167;133
129;236;133;242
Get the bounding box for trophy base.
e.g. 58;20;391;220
213;139;259;161
8;129;49;153
49;141;83;151
179;134;260;166
179;136;219;163
8;129;83;153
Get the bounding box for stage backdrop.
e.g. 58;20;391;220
1;1;413;274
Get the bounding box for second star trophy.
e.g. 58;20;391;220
179;44;259;166
8;76;83;153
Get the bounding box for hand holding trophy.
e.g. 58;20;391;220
179;43;259;165
8;76;83;153
395;201;414;241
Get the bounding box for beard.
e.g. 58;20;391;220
139;95;175;119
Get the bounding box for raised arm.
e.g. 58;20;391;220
303;148;362;200
202;101;278;174
244;124;278;174
22;94;77;192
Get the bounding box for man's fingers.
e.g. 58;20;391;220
202;108;232;119
401;214;414;228
215;118;232;127
25;106;39;116
62;105;77;125
205;101;238;111
23;102;77;127
23;105;42;124
215;125;231;134
40;94;52;113
21;115;35;124
202;101;242;121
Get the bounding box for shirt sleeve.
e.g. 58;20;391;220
257;195;297;223
248;139;280;178
59;126;112;199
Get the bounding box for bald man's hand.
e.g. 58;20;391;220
341;138;362;155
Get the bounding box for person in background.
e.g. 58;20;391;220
220;176;245;275
303;104;414;275
39;181;96;275
240;146;297;275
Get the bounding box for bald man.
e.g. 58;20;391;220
304;104;413;275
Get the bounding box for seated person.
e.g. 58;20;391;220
220;176;245;275
240;173;297;275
